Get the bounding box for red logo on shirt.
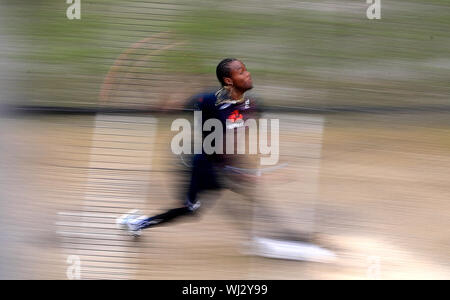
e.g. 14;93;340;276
227;110;243;123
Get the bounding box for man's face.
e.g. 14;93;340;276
225;60;253;92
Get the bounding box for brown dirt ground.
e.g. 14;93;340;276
0;111;449;279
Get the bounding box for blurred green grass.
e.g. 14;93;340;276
2;0;449;108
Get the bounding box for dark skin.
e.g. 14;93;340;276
223;60;253;100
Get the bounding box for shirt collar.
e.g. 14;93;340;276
215;87;246;106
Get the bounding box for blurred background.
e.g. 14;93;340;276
0;0;449;279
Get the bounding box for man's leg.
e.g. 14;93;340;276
221;171;300;240
130;206;196;230
126;154;218;232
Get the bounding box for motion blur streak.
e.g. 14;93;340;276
0;0;449;279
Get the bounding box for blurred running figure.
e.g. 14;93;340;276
117;58;336;262
118;58;258;233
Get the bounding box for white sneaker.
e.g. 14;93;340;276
116;210;140;229
248;236;337;263
116;210;147;236
127;215;150;237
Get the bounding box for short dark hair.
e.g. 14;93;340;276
216;58;238;86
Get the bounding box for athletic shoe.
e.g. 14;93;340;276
116;210;141;229
125;215;150;237
247;236;337;263
116;210;147;237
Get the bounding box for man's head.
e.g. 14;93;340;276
216;58;253;92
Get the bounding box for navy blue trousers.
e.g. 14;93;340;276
137;154;220;230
